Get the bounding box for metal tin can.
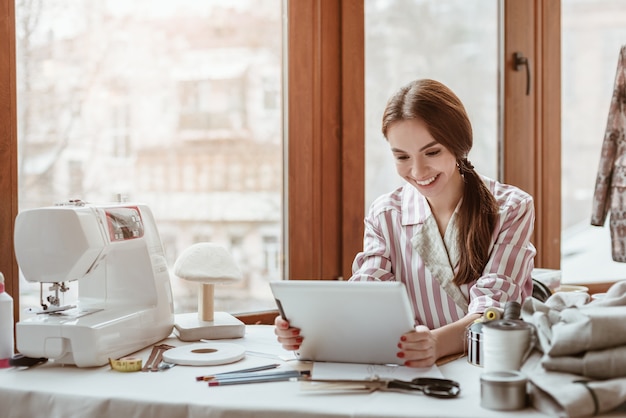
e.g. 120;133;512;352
480;371;528;411
467;321;483;367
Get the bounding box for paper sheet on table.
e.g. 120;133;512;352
311;362;443;381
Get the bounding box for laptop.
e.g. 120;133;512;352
269;280;416;365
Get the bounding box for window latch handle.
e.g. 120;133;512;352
513;52;531;96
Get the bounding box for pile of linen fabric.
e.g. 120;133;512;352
521;281;626;418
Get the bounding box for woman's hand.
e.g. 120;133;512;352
397;314;479;367
274;315;303;351
396;325;439;368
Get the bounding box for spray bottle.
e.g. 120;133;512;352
0;272;14;368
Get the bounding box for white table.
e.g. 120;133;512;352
0;325;621;418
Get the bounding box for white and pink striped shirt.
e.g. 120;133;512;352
349;176;536;329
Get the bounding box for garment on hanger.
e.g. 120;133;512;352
591;44;626;262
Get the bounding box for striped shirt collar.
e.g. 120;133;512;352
401;184;431;226
400;179;473;227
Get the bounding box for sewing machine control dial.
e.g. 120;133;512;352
104;206;144;241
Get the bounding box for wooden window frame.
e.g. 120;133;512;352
503;0;561;269
0;0;564;327
286;0;364;282
0;0;19;321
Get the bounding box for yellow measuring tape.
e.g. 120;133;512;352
109;356;142;372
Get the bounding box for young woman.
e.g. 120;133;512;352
275;79;536;367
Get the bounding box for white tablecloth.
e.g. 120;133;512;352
0;325;621;418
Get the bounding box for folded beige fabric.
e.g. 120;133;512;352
522;352;626;418
519;281;626;416
541;345;626;379
522;280;626;357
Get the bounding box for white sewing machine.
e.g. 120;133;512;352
13;201;174;367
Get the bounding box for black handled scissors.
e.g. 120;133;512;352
303;376;460;398
385;377;460;398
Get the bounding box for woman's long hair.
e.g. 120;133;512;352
381;79;498;286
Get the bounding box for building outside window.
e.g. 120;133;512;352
15;0;284;316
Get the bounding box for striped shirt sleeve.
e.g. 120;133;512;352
467;183;536;314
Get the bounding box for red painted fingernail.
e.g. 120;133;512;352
397;343;402;349
292;330;299;336
400;336;407;342
397;352;405;358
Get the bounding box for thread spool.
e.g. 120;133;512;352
482;319;533;372
483;307;503;322
502;301;521;320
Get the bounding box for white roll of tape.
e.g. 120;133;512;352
162;342;246;366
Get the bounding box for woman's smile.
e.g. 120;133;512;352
414;174;439;186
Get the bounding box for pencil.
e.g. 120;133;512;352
207;370;302;386
195;363;281;381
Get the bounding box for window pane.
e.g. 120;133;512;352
365;0;498;209
561;0;626;282
15;0;283;316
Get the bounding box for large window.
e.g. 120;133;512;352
1;1;563;322
561;0;626;282
560;0;626;282
365;0;498;208
14;0;283;316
